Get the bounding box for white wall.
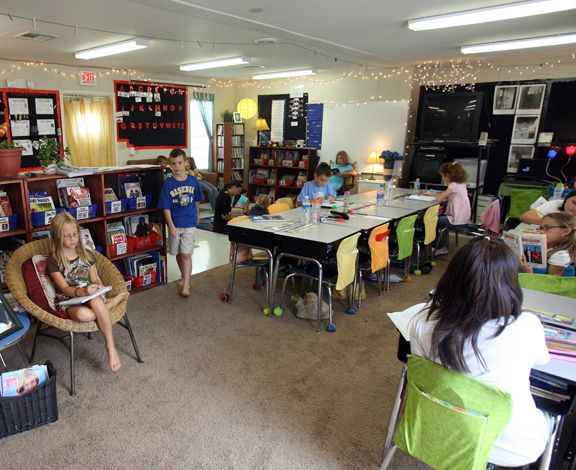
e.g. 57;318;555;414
320;100;409;173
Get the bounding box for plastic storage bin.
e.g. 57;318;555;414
126;195;152;211
31;208;64;227
127;231;159;252
105;199;128;215
0;214;18;232
0;361;58;439
65;203;98;221
128;270;157;288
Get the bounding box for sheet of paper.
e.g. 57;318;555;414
387;303;428;341
13;139;33;156
8;98;29;115
35;98;54;114
407;194;436;202
37;119;56;135
270;100;285;143
10;120;30;137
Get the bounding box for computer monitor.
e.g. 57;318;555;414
410;153;443;184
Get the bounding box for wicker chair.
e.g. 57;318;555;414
5;239;143;395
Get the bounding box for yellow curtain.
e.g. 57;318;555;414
63;97;115;167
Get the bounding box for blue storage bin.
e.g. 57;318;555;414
31;208;64;227
0;214;18;232
105;198;127;215
126;194;152;211
65;203;98;221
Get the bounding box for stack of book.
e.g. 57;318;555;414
56;178;92;208
1;364;49;397
0;191;13;217
107;221;128;256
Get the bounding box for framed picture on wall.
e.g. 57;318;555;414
511;115;540;144
232;112;242;123
507;145;535;173
516;84;546;114
493;85;519;115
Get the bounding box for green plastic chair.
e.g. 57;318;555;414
508;188;546;219
519;273;576;298
381;355;512;470
394;214;418;278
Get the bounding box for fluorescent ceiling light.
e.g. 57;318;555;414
461;32;576;54
252;69;316;80
408;0;576;31
179;57;249;71
75;38;149;59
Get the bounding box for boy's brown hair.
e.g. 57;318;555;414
315;162;332;178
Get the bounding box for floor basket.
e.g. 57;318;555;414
0;361;58;438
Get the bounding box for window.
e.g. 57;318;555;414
189;99;213;169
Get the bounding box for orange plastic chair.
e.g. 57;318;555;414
268;202;290;214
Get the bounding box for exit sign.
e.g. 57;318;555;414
79;71;97;86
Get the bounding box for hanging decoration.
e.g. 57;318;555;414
236;98;257;120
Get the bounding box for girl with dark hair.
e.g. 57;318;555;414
521;189;576;225
426;161;471;255
409;238;550;467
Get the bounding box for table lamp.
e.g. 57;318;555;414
254;118;270;146
366;151;381;180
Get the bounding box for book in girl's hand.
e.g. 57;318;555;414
29;192;55;213
1;364;48;397
502;230;547;270
0;191;13;216
123;182;143;199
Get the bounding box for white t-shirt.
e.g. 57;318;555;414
535;199;562;217
548;249;571;267
409;309;550;467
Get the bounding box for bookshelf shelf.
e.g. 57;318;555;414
213;122;246;187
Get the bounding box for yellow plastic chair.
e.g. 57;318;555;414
275;197;294;209
267;202;290;214
413;205;439;275
274;232;361;332
222;216;274;309
358;223;390;306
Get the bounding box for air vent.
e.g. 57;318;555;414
15;31;59;42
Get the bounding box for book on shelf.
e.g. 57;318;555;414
104;188;118;202
0;191;13;216
1;364;48;397
138;262;157;277
148;217;164;243
502;230;547;270
123;252;160;278
29;192;55;213
107;221;127;245
59;286;112;307
32;229;51;240
117;173;142;198
80;227;96;251
123;182;143;199
65;186;92;207
124;214;150;237
233;124;244;135
56;177;86;206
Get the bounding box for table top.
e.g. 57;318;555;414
355;205;419;220
523;289;576;383
383;197;439;211
321;214;391;230
0;312;31;351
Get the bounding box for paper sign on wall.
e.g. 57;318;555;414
79;71;98;86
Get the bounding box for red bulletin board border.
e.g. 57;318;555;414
114;80;188;150
1;87;63;171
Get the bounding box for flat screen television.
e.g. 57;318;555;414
418;91;484;142
410;153;444;184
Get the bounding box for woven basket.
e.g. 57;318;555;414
0;361;58;438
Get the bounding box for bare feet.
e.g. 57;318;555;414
179;286;190;297
107;292;130;309
107;346;121;372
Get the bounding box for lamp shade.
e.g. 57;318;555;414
253;118;270;132
366;151;381;164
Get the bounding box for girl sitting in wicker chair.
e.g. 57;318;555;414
46;212;129;372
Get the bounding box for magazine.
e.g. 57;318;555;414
502;230;547;270
56;177;85;206
65;186;92;207
1;364;49;397
56;163;95;177
0;191;13;216
59;286;112;307
29;192;55;213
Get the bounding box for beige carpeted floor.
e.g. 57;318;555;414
0;260;450;469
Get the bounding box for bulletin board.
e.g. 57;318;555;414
114;80;188;149
257;93;308;142
0;88;63;170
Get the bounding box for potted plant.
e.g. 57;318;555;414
221;110;233;122
0;140;23;179
35;136;71;174
380;150;403;169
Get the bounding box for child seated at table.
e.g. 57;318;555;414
231;189;250;217
297;162;337;203
248;194;271;216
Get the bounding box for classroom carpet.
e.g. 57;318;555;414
1;256;560;469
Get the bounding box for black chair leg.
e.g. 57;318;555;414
119;312;143;363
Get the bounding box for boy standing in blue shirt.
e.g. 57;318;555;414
297;162;337;202
158;149;203;297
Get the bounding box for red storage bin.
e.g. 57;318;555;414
127;231;159;252
109;240;131;257
128;271;157;288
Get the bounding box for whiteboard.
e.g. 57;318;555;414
319;101;409;173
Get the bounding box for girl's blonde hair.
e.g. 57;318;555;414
335;150;349;165
439;161;468;183
543;212;576;261
50;212;94;269
255;194;271;209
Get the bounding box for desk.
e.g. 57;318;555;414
0;312;31;370
355;205;419;220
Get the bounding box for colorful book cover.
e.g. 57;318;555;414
502;230;547;269
123;182;143;199
80;228;96;251
124;214;149;237
104;188;118;202
56;177;85;206
29;192;55;213
65;186;92;207
1;364;48;397
0;191;13;216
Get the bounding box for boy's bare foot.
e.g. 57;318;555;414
107;292;130;309
176;279;183;288
108;346;121;372
179;284;190;297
